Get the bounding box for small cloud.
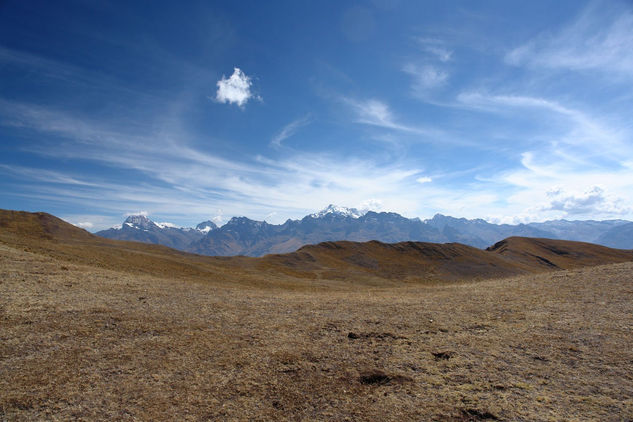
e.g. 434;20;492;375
357;198;383;213
211;209;224;225
342;96;443;138
352;98;394;126
73;221;94;229
485;214;536;225
416;176;432;184
403;64;448;96
416;38;453;62
215;67;258;107
124;210;148;217
271;114;312;148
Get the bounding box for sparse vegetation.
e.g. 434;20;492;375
2;210;633;420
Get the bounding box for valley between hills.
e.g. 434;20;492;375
2;209;633;420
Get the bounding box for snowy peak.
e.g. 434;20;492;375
195;220;218;233
310;204;365;219
123;214;157;230
156;222;179;229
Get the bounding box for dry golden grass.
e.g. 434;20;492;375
2;241;633;421
2;210;632;289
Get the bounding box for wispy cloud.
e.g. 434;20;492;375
402;64;448;94
342;97;441;138
451;86;633;221
505;2;633;77
215;67;259;107
415;38;453;62
0;45;81;82
490;147;633;221
0;164;101;187
403;37;451;99
456;92;628;157
0;99;451;227
270;114;312;148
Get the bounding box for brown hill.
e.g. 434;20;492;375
2;209;633;286
487;236;633;269
0;210;255;286
260;237;633;283
0;210;96;242
259;240;530;283
4;209;633;420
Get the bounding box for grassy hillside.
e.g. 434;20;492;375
2;209;633;419
3;210;632;288
2;243;632;420
487;236;633;269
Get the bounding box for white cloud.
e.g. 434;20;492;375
215;67;257;107
456;92;627;157
415;38;453;62
124;210;149;217
4;97;633;227
492;151;633;222
58;214;123;232
0;164;100;186
416;176;432;184
403;64;448;94
540;186;630;216
351;98;394;127
450;88;633;221
342;97;443;138
357;198;383;213
271;114;312;148
404;38;451;99
506;3;633;76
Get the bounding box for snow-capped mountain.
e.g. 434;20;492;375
122;214;156;230
96;207;633;257
97;214;206;250
195;220;218;233
309;204;366;219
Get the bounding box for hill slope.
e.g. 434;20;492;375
487;237;633;269
0;210;254;286
3;235;633;420
261;237;633;283
3;209;633;286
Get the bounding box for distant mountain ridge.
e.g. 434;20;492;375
96;214;208;251
4;209;633;286
95;205;633;256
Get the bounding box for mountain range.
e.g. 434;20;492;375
4;208;633;284
95;204;632;256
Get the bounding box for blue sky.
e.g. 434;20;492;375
1;0;632;231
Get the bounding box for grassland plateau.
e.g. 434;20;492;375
1;210;633;420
